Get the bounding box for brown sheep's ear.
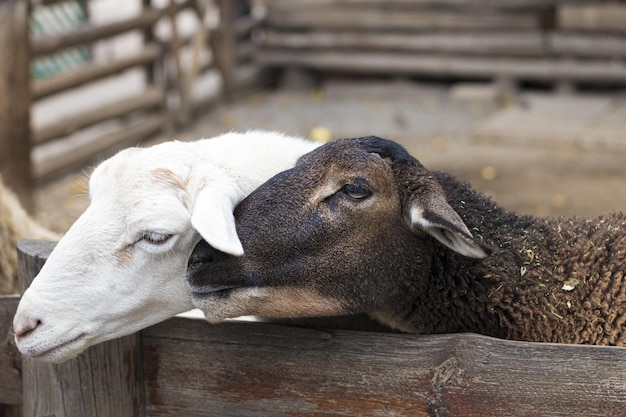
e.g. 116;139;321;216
408;195;491;259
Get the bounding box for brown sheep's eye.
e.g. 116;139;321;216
341;184;370;200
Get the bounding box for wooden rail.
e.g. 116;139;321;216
31;8;162;57
32;45;161;100
0;0;264;196
1;238;625;416
0;295;20;407
257;0;626;88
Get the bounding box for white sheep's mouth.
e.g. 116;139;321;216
21;332;88;363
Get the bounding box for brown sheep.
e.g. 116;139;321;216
187;136;626;346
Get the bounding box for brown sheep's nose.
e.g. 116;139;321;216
14;317;42;339
188;240;231;268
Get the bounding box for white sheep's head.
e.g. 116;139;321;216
13;131;318;363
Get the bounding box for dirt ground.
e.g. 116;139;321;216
34;79;626;234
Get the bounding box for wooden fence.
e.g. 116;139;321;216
0;0;263;209
3;0;626;208
0;239;625;416
257;0;626;88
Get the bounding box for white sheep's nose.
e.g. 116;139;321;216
14;316;42;339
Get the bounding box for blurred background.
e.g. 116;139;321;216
1;0;625;234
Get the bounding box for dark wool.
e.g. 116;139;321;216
405;171;626;345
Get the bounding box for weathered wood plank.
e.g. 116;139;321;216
31;8;162;57
142;318;626;417
17;239;146;417
212;0;237;99
264;0;581;10
558;3;626;33
0;295;21;406
266;8;540;31
257;49;626;82
33;87;163;145
261;30;546;56
260;30;626;59
34;114;163;180
549;32;626;58
32;45;160;100
0;0;33;211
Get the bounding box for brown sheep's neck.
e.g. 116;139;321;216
381;171;626;345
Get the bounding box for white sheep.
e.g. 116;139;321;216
0;177;60;295
13;130;319;363
186;136;626;346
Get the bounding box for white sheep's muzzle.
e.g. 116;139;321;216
13;202;197;363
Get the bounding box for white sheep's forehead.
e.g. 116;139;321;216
90;143;193;201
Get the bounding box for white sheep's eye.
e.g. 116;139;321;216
341;184;370;200
141;232;171;245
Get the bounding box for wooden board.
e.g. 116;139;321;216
31;8;162;57
262;30;546;56
558;4;626;33
32;45;160;100
0;295;21;406
142;318;626;417
0;0;33;210
257;49;626;82
34;115;163;180
261;30;626;59
266;8;539;31
33;87;163;145
264;0;576;10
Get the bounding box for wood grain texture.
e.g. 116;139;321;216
0;0;33;211
256;49;626;82
0;295;21;405
32;45;160;100
142;318;626;417
266;9;539;31
263;0;570;10
261;30;547;56
558;4;626;33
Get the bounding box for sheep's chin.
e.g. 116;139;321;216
193;287;261;323
193;286;347;323
20;333;90;364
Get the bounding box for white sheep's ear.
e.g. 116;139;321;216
408;196;490;259
191;186;244;256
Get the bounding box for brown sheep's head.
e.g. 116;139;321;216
187;136;491;324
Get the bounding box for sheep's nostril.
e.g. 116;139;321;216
14;318;42;339
189;240;231;268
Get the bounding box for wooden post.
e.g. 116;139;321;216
142;0;155;84
214;0;236;99
17;239;146;417
0;295;21;417
168;0;190;126
0;0;34;212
